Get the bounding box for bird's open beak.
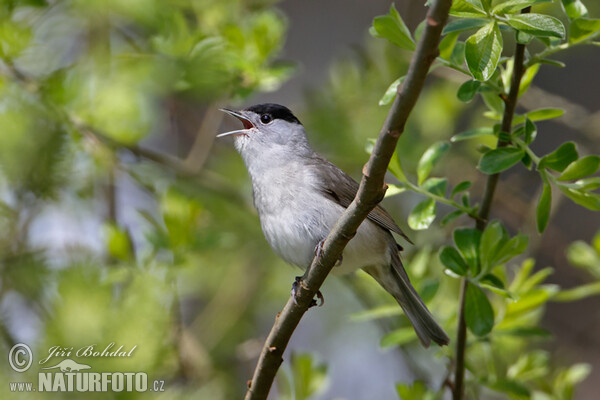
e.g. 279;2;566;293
217;108;254;138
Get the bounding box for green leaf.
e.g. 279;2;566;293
451;127;495;142
538;142;578;172
561;0;589;20
443;18;489;34
478;147;525;174
480;220;506;272
536;180;552;233
506;14;566;39
380;327;417;348
422;177;448;197
457;79;482;102
379;76;405;106
370;4;416;50
450;41;466;67
465;22;503;81
558;185;600;210
465;283;495;336
494;234;529;266
455;228;482;274
569;18;600;44
558;155;600;181
554;281;600;302
389;148;408;182
451;181;473;197
289;353;328;400
439;31;460;61
104;223;133;261
408;198;436;230
417;141;450;185
567;240;600;277
440;246;469;276
489;379;531;398
524;118;537;144
441;210;465;226
396;381;437;400
450;0;488;17
526;107;565;122
519;64;540;97
492;0;550;15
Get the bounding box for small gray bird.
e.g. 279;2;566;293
217;103;449;347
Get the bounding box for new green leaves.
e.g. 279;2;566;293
417;141;450;185
465;283;495;336
506;14;566;39
370;4;415;51
465;22;503;81
478;147;525;174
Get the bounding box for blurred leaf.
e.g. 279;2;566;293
465;22;503;81
396;380;437;400
508;351;550;381
538;142;578;172
566;240;600;277
553;363;592;399
350;304;401;322
554;281;600;302
506;286;559;317
525;107;565;122
290;353;328;400
451;127;495;142
487;378;531;397
381;327;417;348
104;223;134;261
417;141;450;185
440;246;469;276
569;18;600;44
561;0;589;20
408;198;436;230
370;4;415;51
455;228;481;274
536;180;552;233
379;76;405;106
457;79;482;102
0;20;31;59
465;283;494;336
478;147;525;174
557;155;600;181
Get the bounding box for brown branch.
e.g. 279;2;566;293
243;1;453;399
452;7;531;400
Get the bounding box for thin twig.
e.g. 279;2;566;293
452;7;531;400
243;2;453;399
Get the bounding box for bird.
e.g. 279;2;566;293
217;103;449;347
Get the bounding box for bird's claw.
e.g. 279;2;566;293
291;276;324;308
314;239;343;266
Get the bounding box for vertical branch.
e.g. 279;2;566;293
452;7;531;400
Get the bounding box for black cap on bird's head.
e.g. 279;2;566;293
217;103;302;138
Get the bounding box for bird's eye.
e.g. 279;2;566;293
260;114;273;124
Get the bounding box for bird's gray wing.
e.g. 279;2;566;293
309;154;412;244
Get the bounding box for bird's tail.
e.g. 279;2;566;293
364;251;450;348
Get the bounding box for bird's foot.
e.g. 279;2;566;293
291;276;324;308
314;239;343;266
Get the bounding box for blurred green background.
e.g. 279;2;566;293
0;0;599;399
